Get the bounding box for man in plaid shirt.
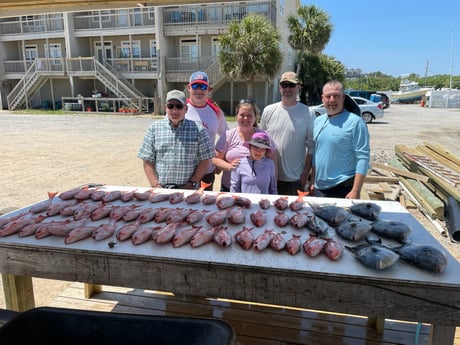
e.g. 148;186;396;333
137;90;214;189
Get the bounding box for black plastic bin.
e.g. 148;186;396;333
0;307;235;345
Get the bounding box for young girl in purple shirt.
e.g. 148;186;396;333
230;132;277;194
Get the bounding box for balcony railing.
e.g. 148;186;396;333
73;8;155;31
0;15;64;35
4;57;158;74
107;58;158;72
163;1;276;28
165;56;216;73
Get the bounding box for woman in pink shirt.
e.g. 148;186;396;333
214;99;277;192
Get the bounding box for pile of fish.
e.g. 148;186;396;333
0;186;449;272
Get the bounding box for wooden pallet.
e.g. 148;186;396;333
47;282;436;345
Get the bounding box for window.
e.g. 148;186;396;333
92;10;111;23
279;0;285;16
133;8;142;26
25;45;38;60
118;9;128;27
44;43;62;58
149;40;157;57
120;40;141;58
180;38;198;61
21;15;34;22
211;37;220;57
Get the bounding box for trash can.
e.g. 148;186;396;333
0;307;236;345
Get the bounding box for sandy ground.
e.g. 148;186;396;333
1;104;460;309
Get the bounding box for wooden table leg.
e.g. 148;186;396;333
1;273;35;311
429;324;456;345
83;283;102;298
367;317;385;334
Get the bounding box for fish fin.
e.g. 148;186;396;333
47;191;59;199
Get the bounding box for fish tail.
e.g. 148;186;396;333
200;181;212;190
297;190;309;199
48;191;59;199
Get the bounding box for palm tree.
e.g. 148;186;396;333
218;14;282;98
287;5;333;76
299;53;345;105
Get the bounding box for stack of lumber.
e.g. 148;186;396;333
362;142;460;242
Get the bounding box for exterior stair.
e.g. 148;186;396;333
7;57;146;111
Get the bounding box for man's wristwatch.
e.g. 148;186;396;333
188;179;199;188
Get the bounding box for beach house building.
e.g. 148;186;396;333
0;0;299;114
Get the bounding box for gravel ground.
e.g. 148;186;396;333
1;103;460;308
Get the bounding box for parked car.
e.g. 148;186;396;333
369;93;390;109
345;90;390;109
376;93;390;109
310;96;384;123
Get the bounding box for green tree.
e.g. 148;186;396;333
299;53;345;105
218;14;282;98
287;5;333;76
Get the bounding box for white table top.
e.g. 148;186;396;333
1;185;459;287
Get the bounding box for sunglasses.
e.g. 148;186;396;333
191;83;208;90
280;83;297;89
239;98;255;104
166;103;184;110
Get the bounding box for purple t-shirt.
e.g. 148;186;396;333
230;156;277;194
215;127;272;189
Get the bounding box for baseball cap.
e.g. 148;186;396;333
165;90;186;104
279;71;299;84
189;71;209;86
243;132;272;151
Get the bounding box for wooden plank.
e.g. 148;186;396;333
421;142;460;173
395;144;460;203
49;283;432;345
389;158;444;220
364;175;400;183
372;162;429;183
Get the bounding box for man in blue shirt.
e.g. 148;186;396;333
312;80;370;199
137;90;215;189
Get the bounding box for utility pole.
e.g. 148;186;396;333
424;59;429;87
450;30;454;89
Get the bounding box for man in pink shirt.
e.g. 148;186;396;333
185;71;228;190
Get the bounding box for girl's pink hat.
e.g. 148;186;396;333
243;132;272;151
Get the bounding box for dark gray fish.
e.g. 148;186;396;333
371;220;412;243
306;215;332;235
335;219;372;241
345;243;399;270
391;243;448;273
350;202;382;221
308;203;349;226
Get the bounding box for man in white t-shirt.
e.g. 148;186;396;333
260;71;315;196
185;71;228;190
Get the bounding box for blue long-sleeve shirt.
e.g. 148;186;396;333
313;111;370;190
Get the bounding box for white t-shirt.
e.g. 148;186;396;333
186;102;228;174
260;101;314;181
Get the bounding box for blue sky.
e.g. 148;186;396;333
300;0;459;77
